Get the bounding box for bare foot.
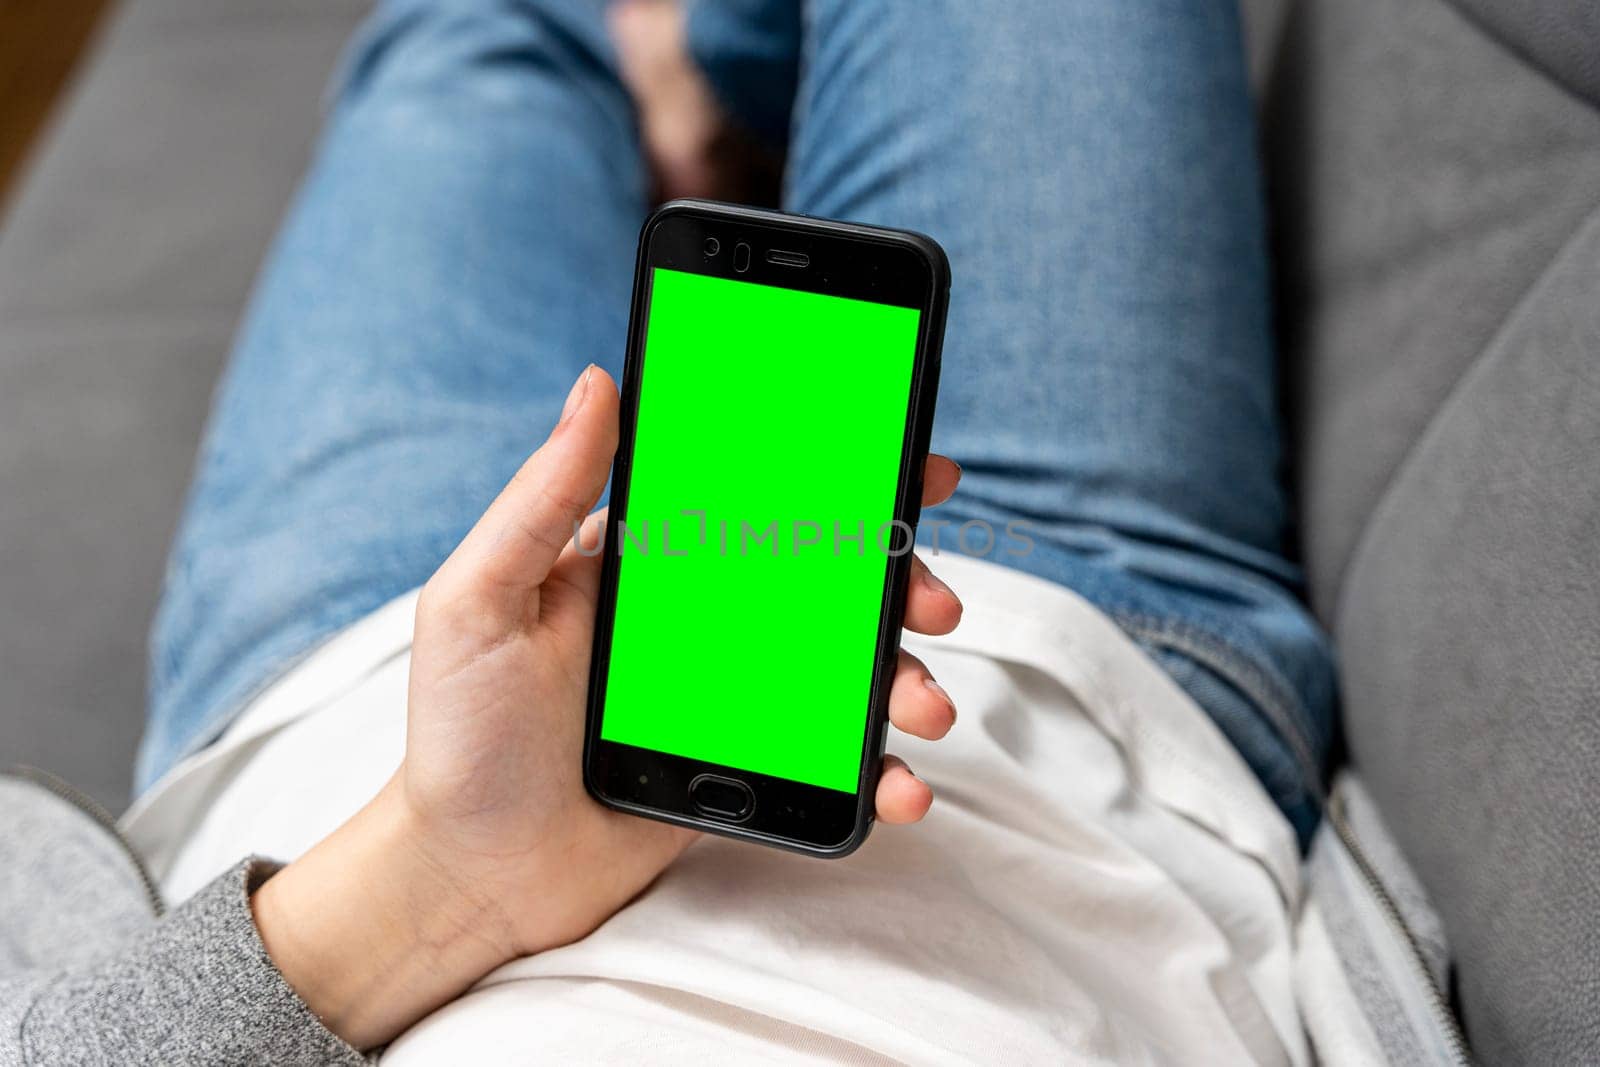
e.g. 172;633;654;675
608;0;781;205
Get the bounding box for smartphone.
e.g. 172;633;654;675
582;200;949;858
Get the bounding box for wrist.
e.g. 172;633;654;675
251;778;518;1049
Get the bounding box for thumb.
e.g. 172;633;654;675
437;365;619;617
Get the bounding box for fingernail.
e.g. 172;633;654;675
922;565;958;603
924;676;956;722
559;365;594;426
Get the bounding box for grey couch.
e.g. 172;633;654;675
0;0;1594;1061
0;0;369;807
1264;2;1600;1060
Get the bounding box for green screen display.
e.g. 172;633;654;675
600;268;921;793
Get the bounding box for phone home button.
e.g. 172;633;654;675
688;774;755;822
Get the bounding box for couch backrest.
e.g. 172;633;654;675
1259;0;1600;1059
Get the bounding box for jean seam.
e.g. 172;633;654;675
1114;612;1326;801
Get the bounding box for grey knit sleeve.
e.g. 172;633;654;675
0;858;367;1066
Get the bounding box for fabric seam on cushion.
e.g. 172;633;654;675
1333;199;1600;635
1438;0;1600;112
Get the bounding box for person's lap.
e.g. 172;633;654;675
142;0;1333;840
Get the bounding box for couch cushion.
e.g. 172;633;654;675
1268;0;1600;618
1267;0;1600;1058
0;0;368;808
1337;213;1600;1062
1448;0;1600;109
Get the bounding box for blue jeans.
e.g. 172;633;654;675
142;0;1336;845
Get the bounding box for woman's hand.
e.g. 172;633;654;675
253;365;962;1049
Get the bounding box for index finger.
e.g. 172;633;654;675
435;365;618;616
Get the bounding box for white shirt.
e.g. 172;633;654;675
124;553;1343;1065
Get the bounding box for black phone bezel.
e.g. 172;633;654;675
582;199;949;858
